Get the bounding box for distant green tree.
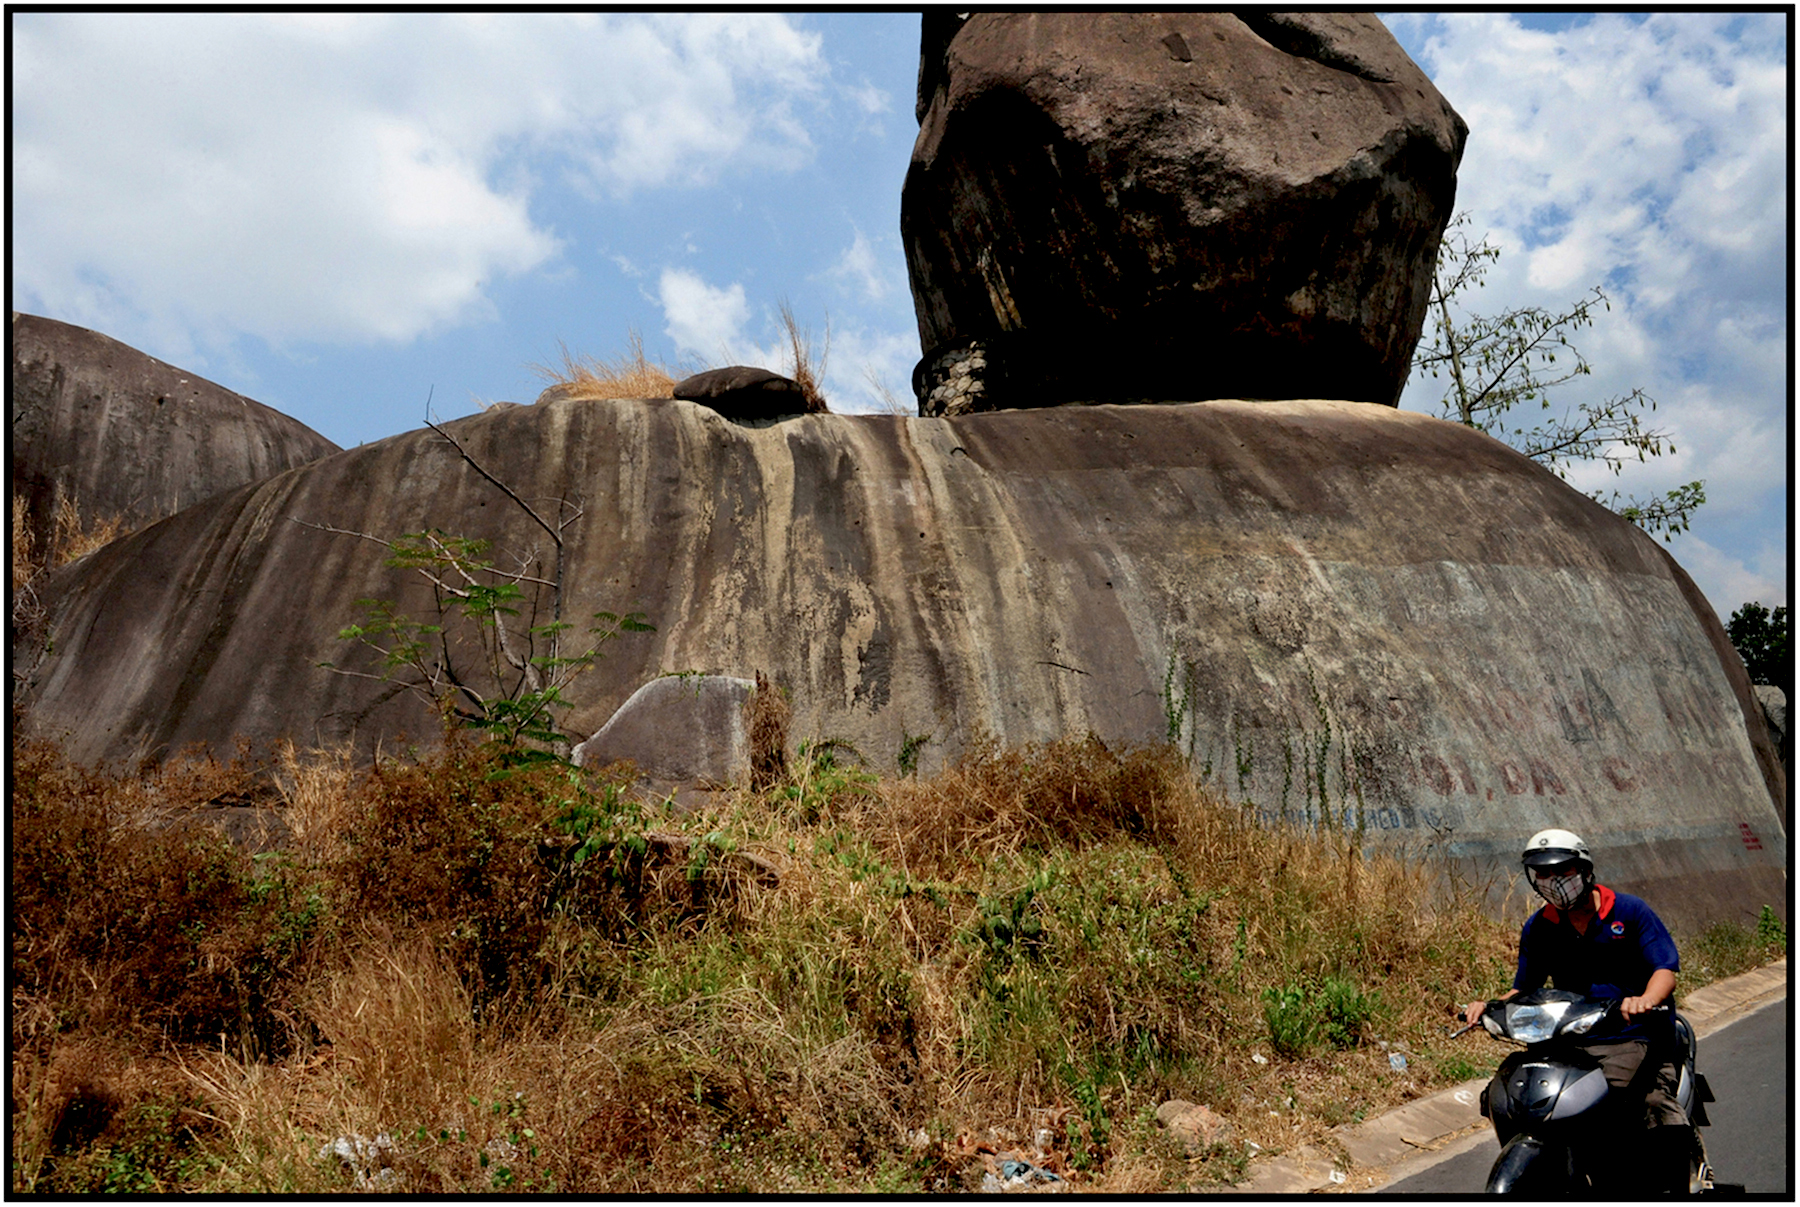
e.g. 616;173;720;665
1413;213;1705;540
1727;601;1790;695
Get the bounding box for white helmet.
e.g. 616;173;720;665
1521;828;1594;909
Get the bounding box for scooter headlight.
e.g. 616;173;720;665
1500;1000;1569;1043
1559;1001;1610;1035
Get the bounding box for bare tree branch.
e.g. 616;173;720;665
425;418;562;547
1412;213;1702;540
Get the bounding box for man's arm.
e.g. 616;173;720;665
1621;967;1676;1018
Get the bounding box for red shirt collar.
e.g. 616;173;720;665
1539;883;1615;925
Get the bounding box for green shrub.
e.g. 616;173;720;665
1261;976;1378;1058
1262;982;1319;1059
1756;904;1786;951
1683;906;1788;987
1315;975;1380;1050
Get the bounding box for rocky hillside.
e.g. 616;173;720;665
13;394;1783;932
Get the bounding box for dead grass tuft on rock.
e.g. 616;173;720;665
11;494;37;592
52;494;125;565
744;670;791;792
531;332;681;404
11;491;127;592
777;300;831;413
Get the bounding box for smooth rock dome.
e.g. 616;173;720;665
14;396;1783;931
11;311;340;550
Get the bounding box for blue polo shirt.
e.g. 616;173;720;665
1513;885;1680;1042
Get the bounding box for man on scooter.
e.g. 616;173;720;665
1461;828;1694;1195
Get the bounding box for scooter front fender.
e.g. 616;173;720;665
1485;1132;1578;1195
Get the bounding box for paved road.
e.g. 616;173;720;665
1388;998;1791;1194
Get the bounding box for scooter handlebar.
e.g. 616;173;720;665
1443;997;1669;1038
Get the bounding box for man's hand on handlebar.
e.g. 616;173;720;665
1621;968;1679;1019
1463;988;1520;1025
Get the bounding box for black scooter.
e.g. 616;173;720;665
1450;988;1720;1194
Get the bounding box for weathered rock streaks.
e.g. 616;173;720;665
15;396;1784;930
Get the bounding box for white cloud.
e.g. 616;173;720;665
843;80;891;115
658;268;750;361
1395;12;1787;595
822;325;921;414
1668;535;1788;623
822;229;897;304
10;12;826;351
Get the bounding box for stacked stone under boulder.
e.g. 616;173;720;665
912;340;994;418
902;12;1468;415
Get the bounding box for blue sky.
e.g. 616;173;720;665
10;12;1788;620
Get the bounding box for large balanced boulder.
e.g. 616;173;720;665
11;312;340;556
13;395;1784;932
902;13;1468;414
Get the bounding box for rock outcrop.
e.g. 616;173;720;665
1754;685;1788;778
902;13;1467;413
10;312;341;553
14;395;1784;932
672;366;821;419
572;674;756;783
1155;1100;1232;1153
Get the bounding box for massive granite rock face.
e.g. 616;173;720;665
10;312;340;551
14;396;1784;931
902;13;1468;414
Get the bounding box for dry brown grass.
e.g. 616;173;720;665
305;940;478;1132
53;494;124;564
271;739;358;858
777;300;831;414
865;366;915;416
745;670;791;792
858;732;1187;880
10;1036;193;1194
19;729;1693;1193
533;311;832;414
11;494;37;592
10;491;127;594
531;332;680;404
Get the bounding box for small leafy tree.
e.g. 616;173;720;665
1413;213;1704;540
1727;601;1790;696
330;529;651;755
307;416;652;761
